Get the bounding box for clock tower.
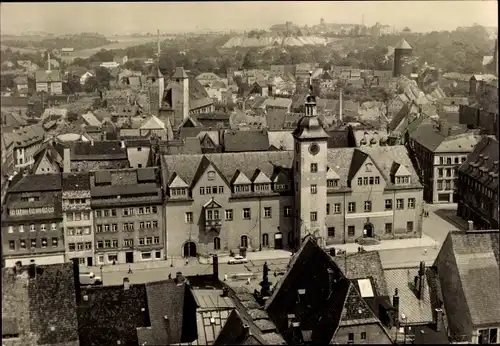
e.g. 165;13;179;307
292;72;329;249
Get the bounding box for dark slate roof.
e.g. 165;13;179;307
71;140;128;160
326;130;350;148
458;135;498;190
332;251;388;296
2;263;79;345
347;149;369;181
28;263;79;345
215;285;285;345
265;236;387;345
161;145;421;191
223;130;270;153
8;173;62;193
265;109;288;130
62;172;90;191
78;284;150;346
442;230;500;326
137;280;193;345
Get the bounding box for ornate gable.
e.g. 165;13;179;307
203;197;222;209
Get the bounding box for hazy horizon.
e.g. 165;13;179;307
1;1;498;36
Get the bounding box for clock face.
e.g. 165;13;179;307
309;143;320;155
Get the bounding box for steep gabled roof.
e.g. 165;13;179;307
265;236;388;344
190;155;230;188
347;149;369;181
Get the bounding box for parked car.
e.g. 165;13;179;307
228;255;248;265
79;272;102;285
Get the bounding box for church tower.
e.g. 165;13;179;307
171;66;190;126
292;71;329;249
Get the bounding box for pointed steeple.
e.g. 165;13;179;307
304;71;316;117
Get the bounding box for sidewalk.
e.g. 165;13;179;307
325;234;438;253
86;236;438;274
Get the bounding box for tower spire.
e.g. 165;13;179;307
305;71;316;117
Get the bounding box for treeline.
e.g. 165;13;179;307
2;33;113;51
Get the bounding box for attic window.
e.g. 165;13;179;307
327;179;339;187
170;188;187;197
298;289;306;295
254;183;270;192
207;171;216;181
365;163;373;172
395;176;411;185
274;183;288;191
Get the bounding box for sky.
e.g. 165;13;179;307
1;1;498;35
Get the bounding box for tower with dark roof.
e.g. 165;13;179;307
171;67;190;125
292;72;329;249
393;39;413;77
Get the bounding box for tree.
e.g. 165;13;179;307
123;59;144;72
83;76;98;92
63;74;82;95
242;48;260;69
0;74;15;91
94;67;112;89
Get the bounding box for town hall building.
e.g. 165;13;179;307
161;75;425;258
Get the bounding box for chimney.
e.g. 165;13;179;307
72;258;82;303
221;286;229;297
91;139;94;146
417;261;425;300
329;248;336;257
493;161;499;172
393;288;400;326
63;147;71;173
120;140;126;149
327;268;334;294
242;324;250;337
478;154;484;166
47;52;51;72
163;315;172;345
434;308;444;332
468;220;474;231
123;277;130;290
28;259;36;279
212;254;219;280
175;271;185;285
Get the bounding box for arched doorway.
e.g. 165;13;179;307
274;232;283;250
262;233;269;247
214;237;221;250
183;241;197;257
363;223;374;238
240;235;248;248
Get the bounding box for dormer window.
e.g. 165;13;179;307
327;179;339;187
234;184;251;193
395;176;411;185
254;183;270;192
274;183;288;191
170;188;187;196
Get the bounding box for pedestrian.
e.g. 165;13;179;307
128;265;133;274
224;274;228;281
246;277;251;285
424;248;427;255
113;260;116;265
168;273;172;280
185;258;189;266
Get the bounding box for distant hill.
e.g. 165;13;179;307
222;35;334;48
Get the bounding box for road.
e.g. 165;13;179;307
94;208;459;286
99;245;440;286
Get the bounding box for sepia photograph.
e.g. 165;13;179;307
0;1;498;345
